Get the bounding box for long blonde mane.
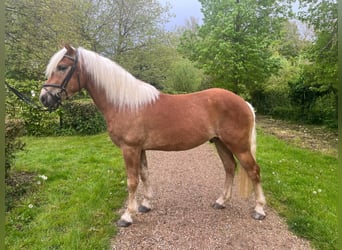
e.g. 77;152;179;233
46;47;160;110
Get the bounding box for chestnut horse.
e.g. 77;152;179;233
40;45;266;227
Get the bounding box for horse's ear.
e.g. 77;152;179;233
64;44;75;53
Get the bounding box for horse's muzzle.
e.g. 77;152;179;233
39;89;61;110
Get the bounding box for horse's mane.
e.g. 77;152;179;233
46;47;160;110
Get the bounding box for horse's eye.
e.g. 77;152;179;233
57;65;68;72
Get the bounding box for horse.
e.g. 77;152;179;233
40;45;266;227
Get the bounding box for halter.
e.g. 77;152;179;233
42;49;81;107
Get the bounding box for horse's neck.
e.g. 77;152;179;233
85;79;120;118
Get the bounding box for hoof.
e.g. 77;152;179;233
212;202;225;209
252;211;266;220
138;205;151;213
117;219;132;227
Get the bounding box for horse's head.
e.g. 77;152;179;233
40;45;83;110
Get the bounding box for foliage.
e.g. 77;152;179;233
251;53;297;114
258;130;338;249
5;119;25;178
5;0;91;80
117;43;178;89
273;21;309;59
5;134;127;249
165;58;203;93
5;0;338;129
288;68;337;127
60;100;107;135
179;0;289;96
294;0;338;125
85;0;171;57
5;79;61;136
5;0;172;81
115;34;204;93
5;79;107;136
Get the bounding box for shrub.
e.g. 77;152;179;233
5;78;60;136
165;59;203;93
5;119;25;178
251;87;291;118
60;100;107;135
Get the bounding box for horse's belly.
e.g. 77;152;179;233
143;123;215;151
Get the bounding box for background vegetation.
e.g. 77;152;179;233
5;0;337;249
5;0;337;131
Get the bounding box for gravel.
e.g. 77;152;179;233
111;143;311;249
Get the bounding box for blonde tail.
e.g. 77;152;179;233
238;102;256;198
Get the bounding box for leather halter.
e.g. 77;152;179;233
42;50;81;106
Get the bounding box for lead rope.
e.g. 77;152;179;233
5;81;51;111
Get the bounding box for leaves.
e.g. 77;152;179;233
180;0;286;96
5;0;90;80
5;0;171;80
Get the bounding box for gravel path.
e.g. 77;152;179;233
111;143;311;249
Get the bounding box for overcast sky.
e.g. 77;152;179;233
159;0;203;30
159;0;306;33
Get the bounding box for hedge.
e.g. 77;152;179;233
5;119;25;178
6;79;107;136
60;100;107;135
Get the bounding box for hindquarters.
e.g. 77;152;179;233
216;99;266;219
218;100;257;193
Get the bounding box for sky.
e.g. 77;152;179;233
159;0;203;30
159;0;309;36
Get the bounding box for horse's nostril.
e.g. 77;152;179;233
40;95;48;106
40;94;47;105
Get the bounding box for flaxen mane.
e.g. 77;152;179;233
46;47;160;110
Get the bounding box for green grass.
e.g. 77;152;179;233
257;129;338;249
5;133;127;249
5;130;338;249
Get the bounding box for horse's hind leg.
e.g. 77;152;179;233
212;139;237;209
138;150;153;213
237;151;266;220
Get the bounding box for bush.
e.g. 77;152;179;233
5;78;60;136
5;119;25;178
251;80;337;129
251;87;291;118
165;59;203;93
5;79;107;136
308;93;338;128
60;100;107;135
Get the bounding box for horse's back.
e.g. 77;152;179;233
141;88;254;151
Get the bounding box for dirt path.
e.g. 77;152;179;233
111;143;312;249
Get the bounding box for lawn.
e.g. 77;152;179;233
257;129;338;249
5;133;127;249
5;130;338;249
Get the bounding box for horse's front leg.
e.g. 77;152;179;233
117;146;141;227
138;150;153;213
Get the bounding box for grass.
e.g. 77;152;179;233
5;133;127;249
5;130;338;249
257;129;338;249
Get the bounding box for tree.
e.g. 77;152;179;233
5;0;90;80
179;0;291;96
297;0;337;92
117;43;178;89
5;0;171;80
83;0;171;57
165;57;203;93
295;0;338;123
276;20;309;59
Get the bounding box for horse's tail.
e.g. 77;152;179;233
238;102;255;198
